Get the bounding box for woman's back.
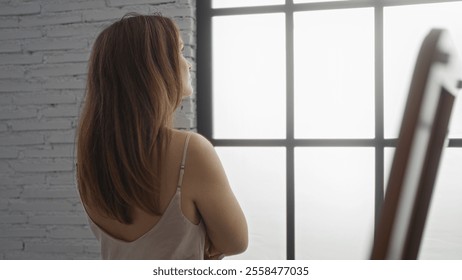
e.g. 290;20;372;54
82;131;206;259
82;130;248;259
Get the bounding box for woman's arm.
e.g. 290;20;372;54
185;133;248;256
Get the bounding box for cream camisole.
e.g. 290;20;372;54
86;133;206;259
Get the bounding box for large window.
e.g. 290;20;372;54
197;0;462;259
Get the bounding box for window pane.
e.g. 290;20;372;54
384;2;462;138
294;9;375;139
295;148;374;259
420;148;462;259
212;0;284;9
213;14;286;139
215;147;286;259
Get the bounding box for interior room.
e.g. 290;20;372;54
1;0;462;260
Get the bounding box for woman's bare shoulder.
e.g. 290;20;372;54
184;132;222;180
170;130;219;184
186;131;213;149
171;129;210;145
171;130;215;162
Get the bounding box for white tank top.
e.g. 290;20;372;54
86;133;206;259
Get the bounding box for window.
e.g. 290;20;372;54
197;0;462;260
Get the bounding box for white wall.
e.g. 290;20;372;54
0;0;197;259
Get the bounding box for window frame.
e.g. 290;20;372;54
196;0;462;260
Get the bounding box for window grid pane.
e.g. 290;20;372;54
199;0;462;260
295;147;375;259
294;8;375;139
384;1;462;138
212;13;286;139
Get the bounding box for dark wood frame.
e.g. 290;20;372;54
371;29;461;259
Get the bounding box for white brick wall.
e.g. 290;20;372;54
0;0;197;259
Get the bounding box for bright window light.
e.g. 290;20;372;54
294;8;375;139
384;2;462;138
295;147;375;259
212;13;286;139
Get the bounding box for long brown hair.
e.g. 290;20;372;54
77;13;184;224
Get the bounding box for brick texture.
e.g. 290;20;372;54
0;0;197;259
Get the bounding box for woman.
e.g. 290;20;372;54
76;13;248;259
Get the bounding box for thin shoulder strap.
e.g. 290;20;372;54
177;133;192;188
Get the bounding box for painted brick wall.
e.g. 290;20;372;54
0;0;197;259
